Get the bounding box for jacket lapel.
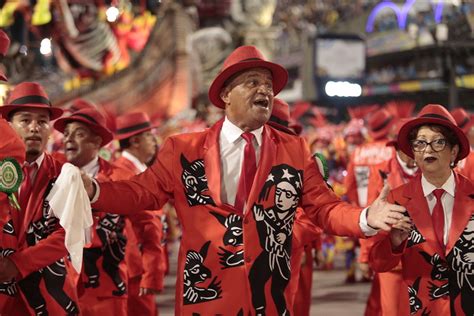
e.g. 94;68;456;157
245;126;277;218
203;119;224;207
402;175;445;256
20;154;57;242
446;173;474;254
96;158;112;181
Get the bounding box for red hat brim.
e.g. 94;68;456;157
397;116;470;162
0;104;63;120
54;116;114;147
115;124;157;140
208;60;288;108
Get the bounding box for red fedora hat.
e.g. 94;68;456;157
115;112;156;140
208;45;288;108
267;98;296;135
367;108;394;140
68;98;97;113
397;104;469;162
0;30;10;81
386;118;411;147
54;108;113;147
452;107;474;134
0;82;63;120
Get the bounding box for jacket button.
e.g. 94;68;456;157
245;256;252;263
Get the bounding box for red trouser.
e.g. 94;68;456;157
293;247;313;316
127;276;157;316
79;293;127;316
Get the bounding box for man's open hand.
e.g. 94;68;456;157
366;184;411;232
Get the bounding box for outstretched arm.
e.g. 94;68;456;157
82;138;177;214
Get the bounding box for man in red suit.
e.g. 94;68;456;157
54;107;162;315
115;111;166;316
81;46;410;315
0;82;79;315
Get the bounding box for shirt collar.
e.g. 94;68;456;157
421;171;456;198
222;116;263;146
81;156;100;177
396;152;418;176
122;150;147;172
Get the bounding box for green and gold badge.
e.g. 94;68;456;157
0;157;22;210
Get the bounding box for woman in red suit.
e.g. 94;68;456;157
370;104;474;315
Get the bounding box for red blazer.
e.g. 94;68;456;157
114;155;165;291
94;119;363;315
344;140;394;207
80;158;163;299
0;153;79;315
370;173;474;315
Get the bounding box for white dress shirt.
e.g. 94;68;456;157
421;172;455;246
219;117;263;206
122;150;147;173
81;156;100;178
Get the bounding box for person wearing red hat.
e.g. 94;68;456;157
369;104;474;315
344;109;395;289
0;82;79;315
452;108;474;181
360;118;418;316
54;107;161;316
114;112;165;316
81;45;409;315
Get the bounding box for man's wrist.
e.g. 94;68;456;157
366;207;378;230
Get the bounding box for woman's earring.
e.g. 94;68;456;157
450;161;455;168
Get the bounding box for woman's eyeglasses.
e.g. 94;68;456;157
411;139;448;152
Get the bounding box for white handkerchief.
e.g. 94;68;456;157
47;163;93;273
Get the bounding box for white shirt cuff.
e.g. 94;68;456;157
90;179;100;203
359;207;378;236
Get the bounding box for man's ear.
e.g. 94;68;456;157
220;86;230;106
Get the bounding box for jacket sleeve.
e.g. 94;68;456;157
128;210;165;291
368;233;406;272
93;138;176;214
368;191;406;272
9;227;68;279
300;138;364;237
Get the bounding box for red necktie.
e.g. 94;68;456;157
19;163;37;210
432;189;445;249
234;132;257;212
